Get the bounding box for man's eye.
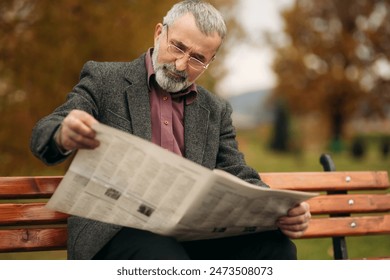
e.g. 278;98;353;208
193;57;205;63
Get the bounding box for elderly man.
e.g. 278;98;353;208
30;0;310;260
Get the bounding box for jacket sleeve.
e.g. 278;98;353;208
30;61;102;165
215;100;269;188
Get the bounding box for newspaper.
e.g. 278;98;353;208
46;123;317;241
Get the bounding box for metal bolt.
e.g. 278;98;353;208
345;176;351;183
348;199;354;205
350;222;357;228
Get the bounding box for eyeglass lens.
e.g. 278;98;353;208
168;45;206;70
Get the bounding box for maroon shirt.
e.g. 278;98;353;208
145;48;197;156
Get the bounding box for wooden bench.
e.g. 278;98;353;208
262;155;390;260
0;176;68;254
0;155;389;259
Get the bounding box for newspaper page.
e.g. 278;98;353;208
46;123;317;241
174;169;316;240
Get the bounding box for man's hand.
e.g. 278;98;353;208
55;109;100;151
277;201;311;239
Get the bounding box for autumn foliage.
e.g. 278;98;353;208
270;0;390;142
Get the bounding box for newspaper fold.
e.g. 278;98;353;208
46;123;317;241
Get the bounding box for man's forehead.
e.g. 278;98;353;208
167;14;222;55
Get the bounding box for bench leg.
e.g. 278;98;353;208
332;236;348;260
320;154;349;260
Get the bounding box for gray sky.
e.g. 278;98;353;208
217;0;294;97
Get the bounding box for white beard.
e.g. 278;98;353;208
152;40;192;93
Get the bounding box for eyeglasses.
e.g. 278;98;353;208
165;25;213;71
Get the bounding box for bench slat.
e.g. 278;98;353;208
308;194;390;214
303;215;390;238
0;228;67;252
261;171;390;191
0;176;62;199
0;203;69;225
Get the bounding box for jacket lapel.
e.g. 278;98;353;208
125;86;152;141
123;55;152;141
184;99;210;165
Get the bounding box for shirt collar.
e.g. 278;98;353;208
145;48;198;104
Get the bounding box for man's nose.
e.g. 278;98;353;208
175;55;189;71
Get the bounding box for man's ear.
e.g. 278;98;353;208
154;23;164;44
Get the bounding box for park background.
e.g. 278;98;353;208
0;0;389;259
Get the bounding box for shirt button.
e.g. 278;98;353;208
163;120;169;125
163;96;168;101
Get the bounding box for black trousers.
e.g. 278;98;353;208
92;227;297;260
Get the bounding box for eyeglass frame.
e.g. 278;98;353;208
163;24;215;71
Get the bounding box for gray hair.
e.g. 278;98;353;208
163;0;227;40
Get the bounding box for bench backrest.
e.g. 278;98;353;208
260;171;390;238
0;171;389;258
0;176;68;252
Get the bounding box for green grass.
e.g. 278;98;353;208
236;127;390;260
0;251;66;260
293;235;390;260
236;128;390;174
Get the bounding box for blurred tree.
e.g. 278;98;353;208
268;0;390;148
0;0;242;175
381;136;390;159
270;100;290;152
350;136;366;159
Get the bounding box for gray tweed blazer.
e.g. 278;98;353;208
30;53;264;259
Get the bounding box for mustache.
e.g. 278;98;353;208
163;63;188;80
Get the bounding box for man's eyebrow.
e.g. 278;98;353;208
172;39;206;61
